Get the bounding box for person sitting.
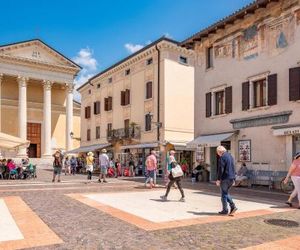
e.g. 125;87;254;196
7;159;17;179
235;162;249;187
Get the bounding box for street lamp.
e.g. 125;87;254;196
70;131;81;141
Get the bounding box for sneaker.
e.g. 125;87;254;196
98;179;101;183
218;210;228;215
179;197;185;202
52;179;55;182
103;180;107;183
285;201;292;207
229;206;237;215
160;195;167;201
58;180;61;183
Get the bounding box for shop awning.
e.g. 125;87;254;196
166;140;192;151
0;132;30;150
66;143;111;154
120;142;158;150
187;132;236;148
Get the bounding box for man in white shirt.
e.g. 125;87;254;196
98;149;109;183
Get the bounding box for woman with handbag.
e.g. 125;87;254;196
161;150;185;202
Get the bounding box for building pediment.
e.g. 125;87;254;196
0;39;81;73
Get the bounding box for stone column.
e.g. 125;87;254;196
43;80;52;158
65;83;74;152
17;76;28;157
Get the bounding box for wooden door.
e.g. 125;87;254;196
27;123;41;158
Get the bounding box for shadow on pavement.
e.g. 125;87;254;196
187;211;218;216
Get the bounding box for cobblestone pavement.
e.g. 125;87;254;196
0;168;299;250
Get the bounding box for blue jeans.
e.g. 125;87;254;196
220;179;235;212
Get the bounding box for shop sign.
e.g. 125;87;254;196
284;129;300;135
273;127;300;136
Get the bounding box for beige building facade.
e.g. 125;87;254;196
78;37;194;171
0;39;81;161
183;0;300;180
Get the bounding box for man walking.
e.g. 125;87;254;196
99;149;109;183
145;150;157;188
216;146;237;215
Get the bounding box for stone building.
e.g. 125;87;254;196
0;39;81;161
182;0;300;180
77;37;194;171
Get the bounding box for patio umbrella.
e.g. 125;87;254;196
0;132;30;150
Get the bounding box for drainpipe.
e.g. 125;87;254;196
155;44;161;143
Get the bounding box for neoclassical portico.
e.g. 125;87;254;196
0;39;81;159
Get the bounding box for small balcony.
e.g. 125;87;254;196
107;126;141;141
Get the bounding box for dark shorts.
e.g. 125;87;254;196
53;166;62;175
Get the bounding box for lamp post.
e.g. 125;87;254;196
70;132;81;141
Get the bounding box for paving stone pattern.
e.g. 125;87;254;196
0;168;299;250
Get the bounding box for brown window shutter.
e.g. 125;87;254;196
289;67;300;101
268;74;277;106
242;82;250;110
225;86;232;113
108;97;113;110
146;82;152;99
85;107;87;119
88;106;91;118
206;92;212;117
104;98;108;111
126;89;130;105
93;102;97;114
121;91;125;106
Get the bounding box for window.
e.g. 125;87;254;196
88;89;92;94
179;56;188;64
253;79;267;108
97;83;101;89
96;126;100;139
206;86;232;117
146;82;152;99
85;106;91;119
107;123;112;137
87;129;91;141
94;101;101;115
242;74;277;111
121;89;130;106
206;46;213;69
108;77;113;83
145;114;152;131
104;97;113;111
125;69;131;76
215;90;225;115
146;58;153;65
124;119;130;137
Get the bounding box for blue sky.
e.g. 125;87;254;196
0;0;253;87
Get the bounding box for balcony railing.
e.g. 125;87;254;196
107;126;141;141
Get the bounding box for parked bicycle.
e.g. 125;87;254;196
280;176;294;194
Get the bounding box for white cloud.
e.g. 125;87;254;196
124;43;144;54
72;47;98;101
73;47;97;71
164;33;173;39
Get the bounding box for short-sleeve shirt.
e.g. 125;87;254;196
291;159;300;176
99;154;109;168
146;154;157;171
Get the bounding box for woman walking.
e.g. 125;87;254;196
86;152;94;181
284;152;300;209
161;150;185;202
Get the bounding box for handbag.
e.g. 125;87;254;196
171;163;183;178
